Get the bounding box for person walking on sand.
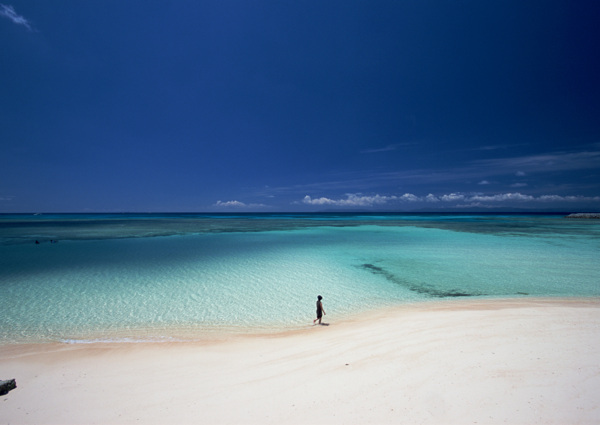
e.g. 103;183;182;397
313;295;326;325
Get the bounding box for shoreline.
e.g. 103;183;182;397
2;297;599;424
3;296;599;347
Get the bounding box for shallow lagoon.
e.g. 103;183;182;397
1;213;599;343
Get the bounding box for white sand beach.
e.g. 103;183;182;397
1;298;599;425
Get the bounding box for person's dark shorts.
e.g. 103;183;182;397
316;310;322;319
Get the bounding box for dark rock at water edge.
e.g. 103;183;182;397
0;379;16;395
566;213;600;219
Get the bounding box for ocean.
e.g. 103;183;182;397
1;213;599;344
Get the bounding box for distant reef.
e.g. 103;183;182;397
566;213;600;219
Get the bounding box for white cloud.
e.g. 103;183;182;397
215;200;247;207
0;4;32;30
515;171;526;177
399;193;419;202
538;195;565;202
478;180;490;185
538;195;600;202
302;196;335;206
214;200;269;209
303;194;397;207
441;193;466;202
470;193;534;202
425;194;439;202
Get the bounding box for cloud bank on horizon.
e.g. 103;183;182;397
212;145;600;211
214;191;600;212
302;192;600;209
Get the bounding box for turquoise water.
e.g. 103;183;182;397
1;213;599;343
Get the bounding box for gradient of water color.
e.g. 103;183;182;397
1;213;598;343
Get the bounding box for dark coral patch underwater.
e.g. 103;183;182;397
360;263;482;298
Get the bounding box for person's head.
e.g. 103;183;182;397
317;295;322;301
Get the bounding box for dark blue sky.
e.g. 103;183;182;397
2;1;599;212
